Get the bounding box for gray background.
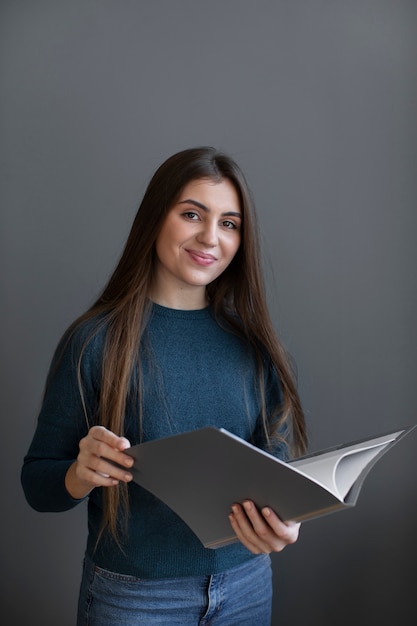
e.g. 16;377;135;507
2;1;416;624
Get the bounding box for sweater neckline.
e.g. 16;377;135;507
150;302;212;320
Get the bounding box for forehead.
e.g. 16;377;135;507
176;178;242;212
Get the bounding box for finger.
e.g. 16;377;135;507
74;462;119;488
261;507;301;544
244;499;294;539
241;501;286;551
82;428;134;469
77;446;133;482
77;429;133;486
96;457;134;482
250;503;300;549
229;504;271;554
229;511;263;554
230;501;300;554
89;425;132;452
75;455;133;487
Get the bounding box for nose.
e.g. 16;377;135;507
196;220;218;247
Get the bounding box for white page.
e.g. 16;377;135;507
290;432;400;498
332;445;388;498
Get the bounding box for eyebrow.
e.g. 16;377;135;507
178;199;242;219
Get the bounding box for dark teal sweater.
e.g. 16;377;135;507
22;304;285;578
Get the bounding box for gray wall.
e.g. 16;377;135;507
2;2;416;624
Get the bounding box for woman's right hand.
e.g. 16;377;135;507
65;425;134;500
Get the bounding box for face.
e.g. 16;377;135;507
151;178;242;308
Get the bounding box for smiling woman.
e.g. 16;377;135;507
151;178;242;309
21;146;307;625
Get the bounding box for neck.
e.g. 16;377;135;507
148;287;208;311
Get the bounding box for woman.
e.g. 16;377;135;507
22;146;307;625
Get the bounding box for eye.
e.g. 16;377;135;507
222;219;239;230
182;211;200;221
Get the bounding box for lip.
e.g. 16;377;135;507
186;249;217;266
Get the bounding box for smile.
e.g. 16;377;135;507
186;249;217;266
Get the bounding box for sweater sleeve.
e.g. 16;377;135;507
21;323;102;512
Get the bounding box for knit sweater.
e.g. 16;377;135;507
21;303;286;578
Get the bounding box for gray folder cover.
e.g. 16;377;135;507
124;425;414;548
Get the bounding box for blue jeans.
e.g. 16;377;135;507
77;553;272;625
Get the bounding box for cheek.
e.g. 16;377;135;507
155;224;177;256
154;233;172;269
218;240;240;273
227;235;241;260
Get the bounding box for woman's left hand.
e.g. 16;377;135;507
229;500;300;554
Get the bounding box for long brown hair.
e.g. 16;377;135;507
66;147;307;542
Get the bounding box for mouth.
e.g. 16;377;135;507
186;249;217;266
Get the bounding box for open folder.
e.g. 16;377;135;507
124;425;415;549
